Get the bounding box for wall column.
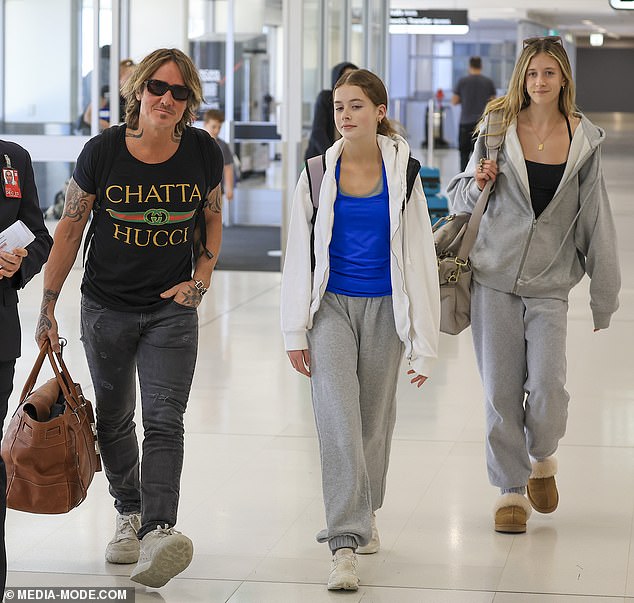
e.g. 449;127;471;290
280;0;303;262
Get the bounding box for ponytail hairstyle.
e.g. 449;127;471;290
334;68;399;138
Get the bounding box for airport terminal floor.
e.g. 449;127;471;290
5;112;634;602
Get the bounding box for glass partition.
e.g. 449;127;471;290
0;0;396;227
303;0;320;119
327;0;345;78
1;0;86;209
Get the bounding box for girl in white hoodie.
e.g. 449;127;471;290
281;69;439;591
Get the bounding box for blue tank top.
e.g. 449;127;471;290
326;160;392;297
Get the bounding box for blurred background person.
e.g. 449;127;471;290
304;62;357;161
203;109;236;226
81;59;136;133
452;56;496;171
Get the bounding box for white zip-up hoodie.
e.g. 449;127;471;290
281;134;440;377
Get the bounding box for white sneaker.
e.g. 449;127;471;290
327;548;359;591
130;525;193;588
357;513;380;554
105;513;141;564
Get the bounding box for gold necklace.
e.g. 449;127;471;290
526;116;561;151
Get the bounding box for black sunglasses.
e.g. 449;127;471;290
145;79;191;101
523;35;563;48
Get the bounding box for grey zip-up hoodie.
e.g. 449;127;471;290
446;113;620;329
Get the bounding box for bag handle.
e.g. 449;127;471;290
19;341;84;414
456;111;505;262
19;343;50;404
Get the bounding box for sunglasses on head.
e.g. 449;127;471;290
145;79;190;101
523;35;563;48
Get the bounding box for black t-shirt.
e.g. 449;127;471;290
453;74;496;124
74;126;223;312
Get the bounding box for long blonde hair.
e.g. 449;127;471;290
333;69;399;138
121;48;203;137
479;38;579;137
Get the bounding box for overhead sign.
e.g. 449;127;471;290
390;9;469;35
609;0;634;8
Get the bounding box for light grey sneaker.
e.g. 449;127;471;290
357;513;380;554
105;512;141;564
327;547;359;591
130;525;193;588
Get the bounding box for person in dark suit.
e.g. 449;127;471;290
0;140;53;598
304;62;358;160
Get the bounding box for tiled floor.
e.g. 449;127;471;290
4;112;634;602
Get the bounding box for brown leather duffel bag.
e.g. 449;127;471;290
1;341;101;514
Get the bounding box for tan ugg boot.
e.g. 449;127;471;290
527;456;559;514
493;493;532;533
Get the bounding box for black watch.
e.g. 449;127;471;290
193;279;208;296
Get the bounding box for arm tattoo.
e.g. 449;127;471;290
206;184;222;213
36;289;59;341
35;314;53;342
62;179;92;222
40;288;59;312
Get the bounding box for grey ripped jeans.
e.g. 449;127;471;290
80;295;198;539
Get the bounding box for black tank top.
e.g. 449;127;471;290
525;116;573;218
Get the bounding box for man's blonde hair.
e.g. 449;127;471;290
121;48;203;136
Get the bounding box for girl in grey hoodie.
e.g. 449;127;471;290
446;36;620;534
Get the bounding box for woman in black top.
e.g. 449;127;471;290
447;36;619;535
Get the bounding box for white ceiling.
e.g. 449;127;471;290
392;1;634;40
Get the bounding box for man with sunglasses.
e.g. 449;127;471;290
36;48;224;588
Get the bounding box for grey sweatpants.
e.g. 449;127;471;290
471;281;570;490
307;292;404;552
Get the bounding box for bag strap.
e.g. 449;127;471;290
306;154;326;208
456;111;505;262
19;342;83;414
19;344;50;404
404;156;421;211
305;152;419;270
306;153;420;209
82;125;124;266
47;346;83;412
190;126;216;257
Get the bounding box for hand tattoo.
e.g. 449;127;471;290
35;313;53;342
178;284;202;307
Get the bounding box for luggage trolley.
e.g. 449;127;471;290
420;165;448;222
